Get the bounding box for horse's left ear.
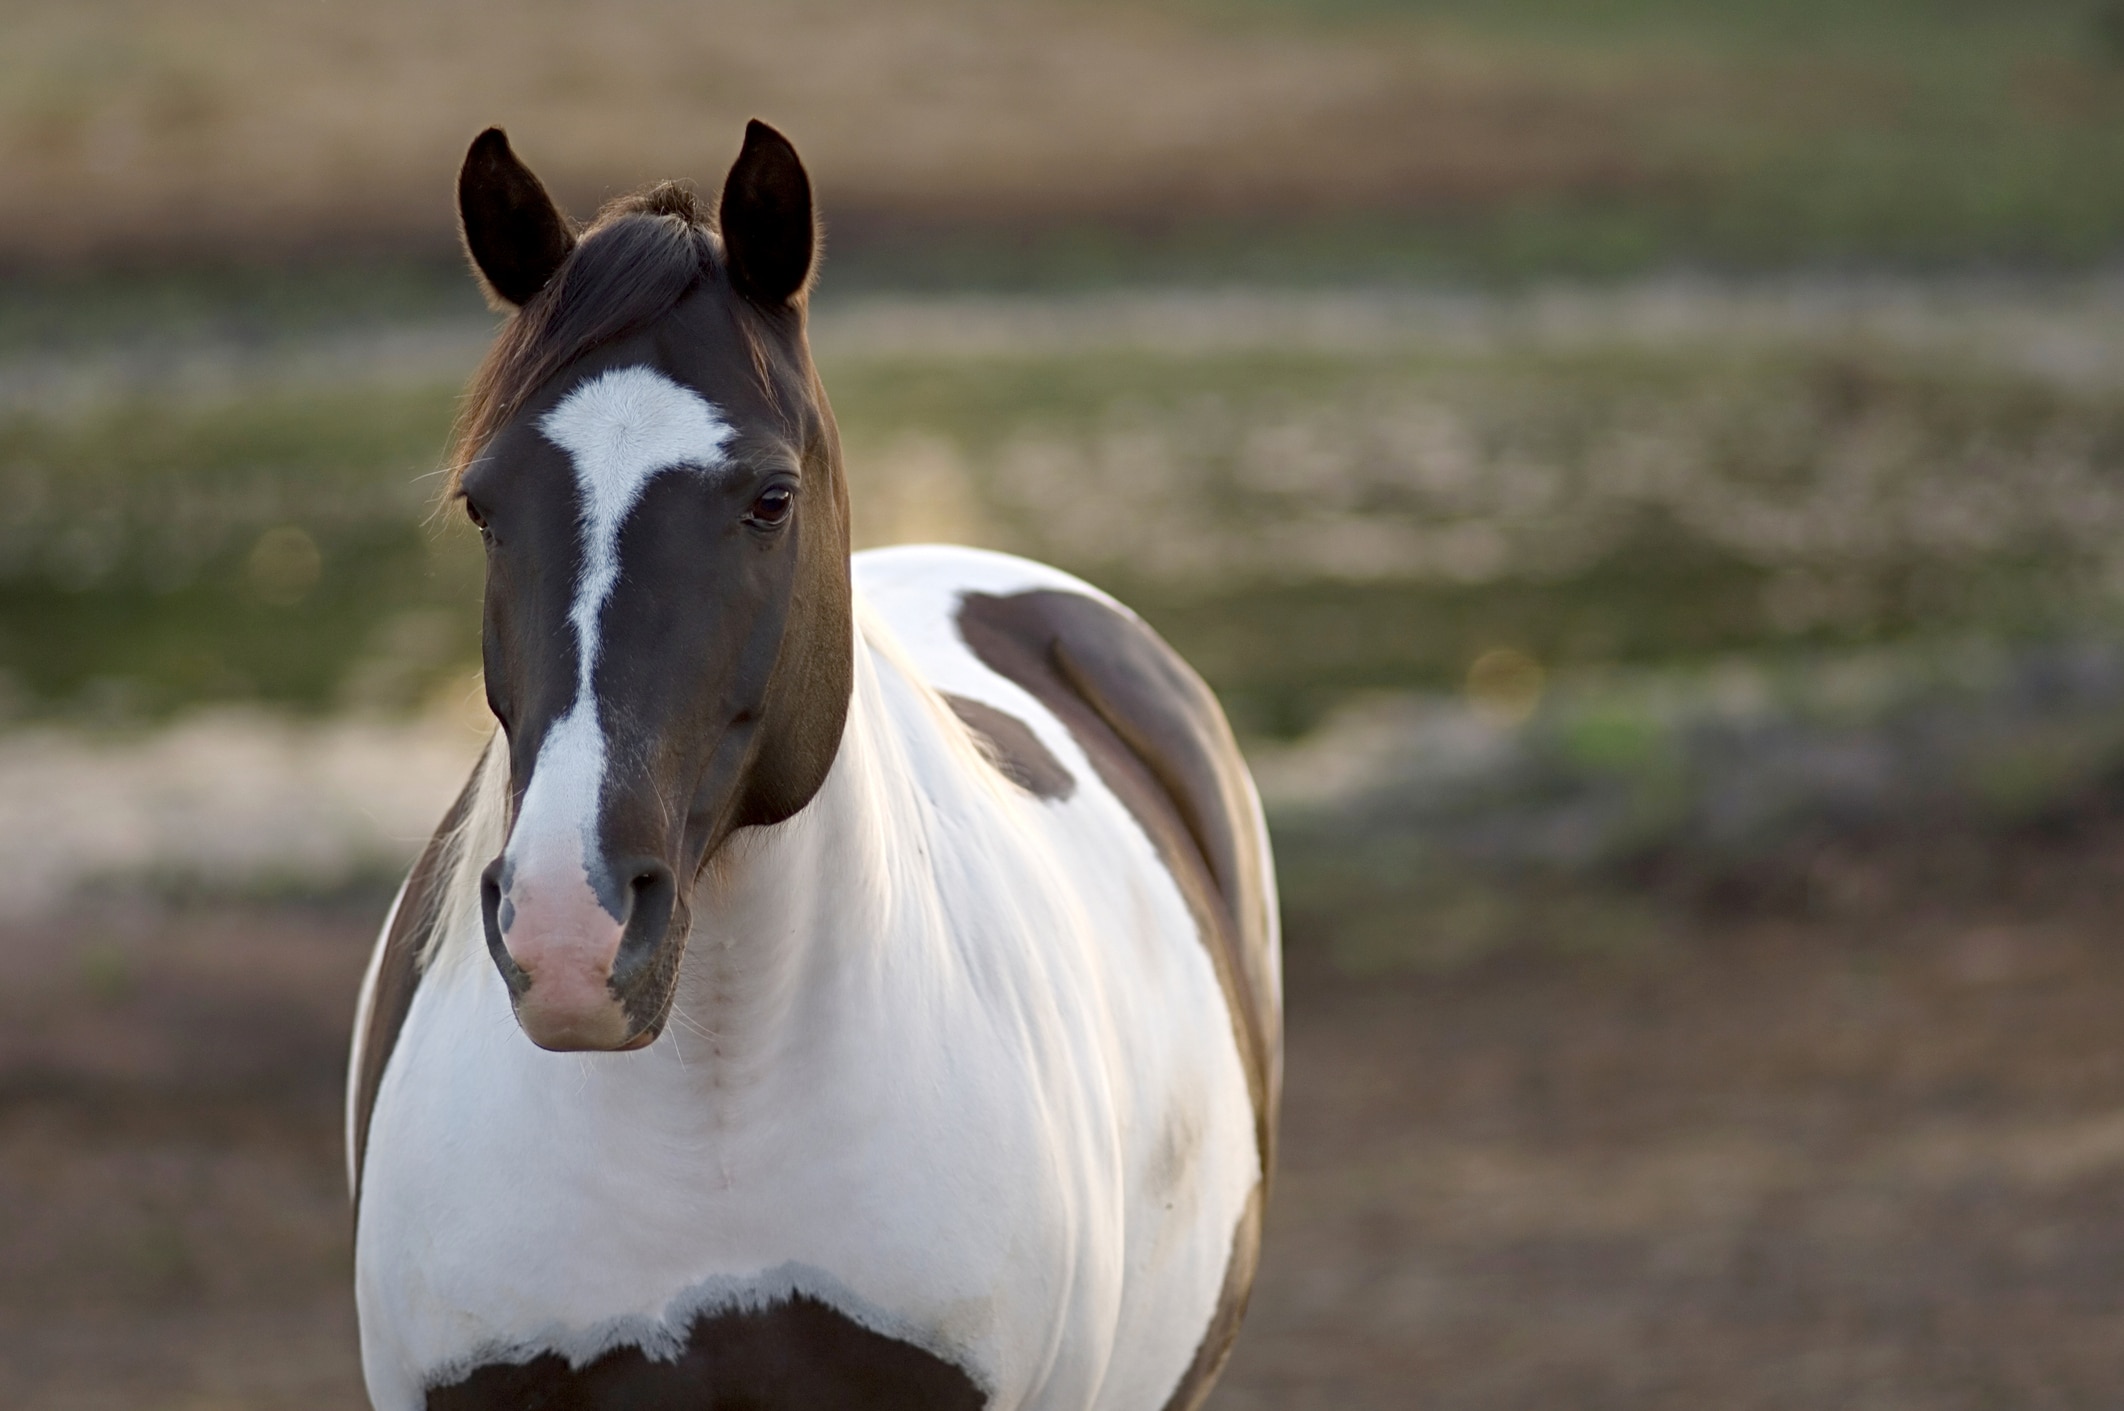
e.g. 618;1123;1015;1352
720;119;815;307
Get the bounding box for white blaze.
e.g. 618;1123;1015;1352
503;366;735;898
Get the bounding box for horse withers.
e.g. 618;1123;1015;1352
346;120;1280;1411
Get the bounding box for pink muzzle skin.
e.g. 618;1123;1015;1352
495;870;649;1052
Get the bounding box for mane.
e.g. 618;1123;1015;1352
447;182;720;493
419;736;512;971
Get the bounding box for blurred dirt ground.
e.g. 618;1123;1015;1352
5;832;2124;1410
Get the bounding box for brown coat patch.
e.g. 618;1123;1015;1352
426;1293;985;1411
943;692;1075;800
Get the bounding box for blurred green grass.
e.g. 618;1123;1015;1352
831;326;2124;731
8;288;2124;732
0;262;486;355
0;384;476;716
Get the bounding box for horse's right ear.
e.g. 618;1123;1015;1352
458;128;576;309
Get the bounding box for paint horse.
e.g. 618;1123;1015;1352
347;121;1280;1411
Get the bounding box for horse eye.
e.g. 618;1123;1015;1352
747;485;794;527
463;497;489;531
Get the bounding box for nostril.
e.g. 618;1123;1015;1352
478;857;530;996
626;862;674;920
479;858;504;935
610;859;677;980
625;857;671;889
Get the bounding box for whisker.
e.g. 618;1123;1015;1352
669;1002;721;1044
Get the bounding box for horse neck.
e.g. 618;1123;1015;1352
666;600;929;1070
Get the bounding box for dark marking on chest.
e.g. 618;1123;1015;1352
426;1294;985;1411
943;692;1075;800
351;745;486;1211
954;588;1281;1411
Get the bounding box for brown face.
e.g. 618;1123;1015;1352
452;123;850;1052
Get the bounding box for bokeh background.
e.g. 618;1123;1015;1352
6;1;2124;1405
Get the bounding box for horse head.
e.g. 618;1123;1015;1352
450;122;851;1052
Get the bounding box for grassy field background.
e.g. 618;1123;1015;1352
8;1;2124;1407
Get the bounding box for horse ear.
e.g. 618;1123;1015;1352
719;120;815;307
458;128;576;309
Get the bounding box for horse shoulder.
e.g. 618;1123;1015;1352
347;742;491;1208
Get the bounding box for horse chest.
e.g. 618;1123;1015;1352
357;950;1090;1411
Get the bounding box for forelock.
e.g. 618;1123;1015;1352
447;184;722;490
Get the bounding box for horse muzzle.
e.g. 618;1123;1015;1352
480;852;677;1051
